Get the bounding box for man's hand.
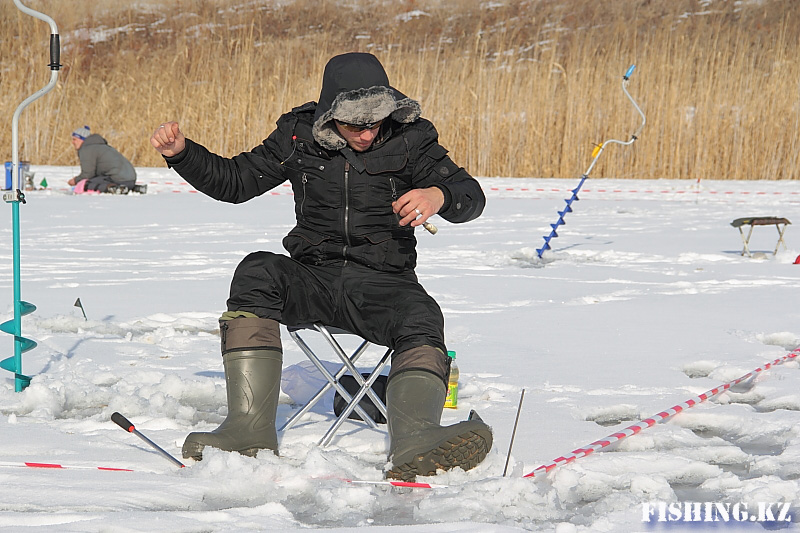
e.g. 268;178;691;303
150;122;186;157
393;187;445;228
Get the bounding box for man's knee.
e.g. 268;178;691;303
233;251;282;279
388;345;450;390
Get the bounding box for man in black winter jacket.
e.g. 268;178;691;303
150;52;492;481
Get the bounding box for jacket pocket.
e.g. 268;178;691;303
282;226;336;265
352;230;417;272
364;153;408;174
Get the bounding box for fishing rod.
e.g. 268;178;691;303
112;412;186;468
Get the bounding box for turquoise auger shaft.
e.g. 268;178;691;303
2;0;61;391
536;64;646;259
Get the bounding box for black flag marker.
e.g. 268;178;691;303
73;298;87;320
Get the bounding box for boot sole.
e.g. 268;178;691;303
183;445;270;461
182;438;275;461
386;429;491;482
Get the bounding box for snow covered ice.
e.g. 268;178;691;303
0;166;798;532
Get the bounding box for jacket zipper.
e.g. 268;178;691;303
300;173;307;220
390;177;401;226
343;161;351;263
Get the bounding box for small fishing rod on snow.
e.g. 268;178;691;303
536;65;646;258
111;412;185;468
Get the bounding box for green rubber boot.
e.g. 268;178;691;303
386;370;493;481
182;349;282;460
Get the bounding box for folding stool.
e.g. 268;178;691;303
279;324;392;446
730;217;791;257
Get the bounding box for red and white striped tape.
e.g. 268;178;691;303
524;349;800;479
143;181;295;195
153;181;795;197
46;180;797;198
0;460;133;472
346;479;445;489
0;460;443;488
487;186;799;196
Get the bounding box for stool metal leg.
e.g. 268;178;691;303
738;226;754;257
774;224;788;255
319;347;391;447
316;326;390;419
279;330;374;432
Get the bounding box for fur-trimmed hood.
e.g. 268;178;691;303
312;53;421;150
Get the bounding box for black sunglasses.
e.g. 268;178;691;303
335;119;385;133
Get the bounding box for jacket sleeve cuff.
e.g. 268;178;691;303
162;139;193;167
433;184;452;213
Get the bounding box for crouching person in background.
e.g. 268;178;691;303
68;125;140;194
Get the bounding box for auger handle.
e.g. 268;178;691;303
624;65;635;80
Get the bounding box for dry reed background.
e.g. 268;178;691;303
1;0;798;180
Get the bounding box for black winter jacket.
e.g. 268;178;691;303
165;103;485;273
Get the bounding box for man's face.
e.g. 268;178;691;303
71;136;84;150
334;120;383;152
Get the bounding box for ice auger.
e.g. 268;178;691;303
1;1;61;391
536;65;646;258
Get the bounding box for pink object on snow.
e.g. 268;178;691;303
72;179;99;195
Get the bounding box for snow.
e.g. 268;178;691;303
0;165;798;532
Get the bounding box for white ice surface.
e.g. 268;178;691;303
0;166;798;531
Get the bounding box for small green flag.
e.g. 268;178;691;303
39;177;48;188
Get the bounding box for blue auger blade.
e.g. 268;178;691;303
1;335;37;365
19;336;37;352
558;207;572;216
0;366;31;387
20;301;36;315
0;323;36;349
1;300;38;389
1;302;37;334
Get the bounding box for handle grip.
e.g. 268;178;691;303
624;65;635;80
49;34;61;70
111;412;134;432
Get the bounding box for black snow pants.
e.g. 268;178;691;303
227;251;449;380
